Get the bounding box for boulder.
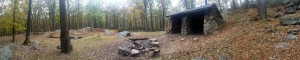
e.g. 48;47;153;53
293;0;300;5
0;46;11;60
285;7;297;14
116;31;131;37
282;0;290;4
297;4;300;10
31;41;39;50
104;29;111;36
279;17;300;25
275;42;290;49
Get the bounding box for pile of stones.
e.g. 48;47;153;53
118;38;160;57
282;0;300;14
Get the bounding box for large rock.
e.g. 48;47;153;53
0;46;11;60
297;4;300;10
31;41;39;50
285;7;297;14
118;47;131;56
104;29;111;36
279;17;300;25
293;0;300;5
282;0;290;4
116;31;131;37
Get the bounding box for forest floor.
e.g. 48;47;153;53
1;7;300;60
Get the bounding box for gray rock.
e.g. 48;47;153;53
279;17;300;25
104;29;111;36
0;46;11;60
275;42;290;49
116;31;131;37
31;41;39;50
293;0;300;5
219;52;231;60
285;7;297;14
285;34;297;40
282;0;290;4
192;56;207;60
298;4;300;10
271;12;282;18
118;47;131;56
131;49;140;55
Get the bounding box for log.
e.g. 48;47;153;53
127;38;149;41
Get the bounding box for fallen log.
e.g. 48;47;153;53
127;38;149;41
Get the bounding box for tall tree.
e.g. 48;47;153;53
45;0;56;31
245;0;249;9
259;0;267;20
143;0;148;31
12;0;18;42
149;0;154;31
23;0;32;45
231;0;237;10
59;0;72;53
181;0;195;9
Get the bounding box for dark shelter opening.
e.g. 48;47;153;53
167;4;224;35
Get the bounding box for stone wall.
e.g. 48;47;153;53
181;17;192;35
203;9;223;35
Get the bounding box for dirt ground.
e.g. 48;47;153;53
1;7;300;60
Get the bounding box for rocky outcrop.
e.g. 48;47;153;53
279;16;300;25
282;0;300;14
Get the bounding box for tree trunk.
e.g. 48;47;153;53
143;0;148;31
259;0;267;20
149;0;154;31
12;0;18;42
59;0;72;53
245;0;249;9
232;0;237;10
23;0;32;45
